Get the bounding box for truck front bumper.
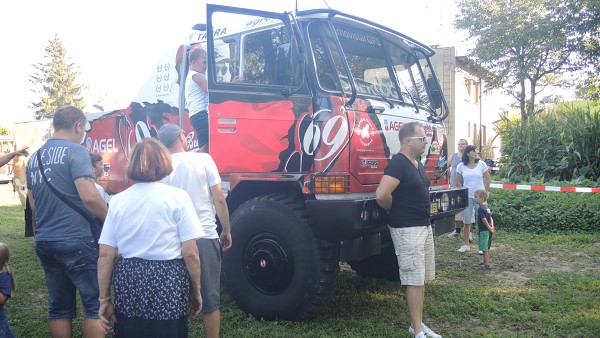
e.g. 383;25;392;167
305;187;468;242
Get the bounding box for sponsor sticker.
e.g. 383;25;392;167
357;117;375;147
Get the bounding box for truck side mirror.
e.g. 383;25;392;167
427;77;442;110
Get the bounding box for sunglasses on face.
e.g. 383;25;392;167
408;136;427;142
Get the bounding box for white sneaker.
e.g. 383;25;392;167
447;230;460;238
478;250;483;255
458;245;470;253
409;323;442;338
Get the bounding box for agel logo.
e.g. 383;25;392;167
384;119;402;131
87;138;119;153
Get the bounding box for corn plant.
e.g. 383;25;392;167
495;102;600;183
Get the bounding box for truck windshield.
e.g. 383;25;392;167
309;21;435;108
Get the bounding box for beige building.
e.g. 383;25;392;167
431;46;508;160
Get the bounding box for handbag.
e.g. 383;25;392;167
36;150;103;244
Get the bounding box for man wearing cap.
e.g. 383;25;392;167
157;124;232;338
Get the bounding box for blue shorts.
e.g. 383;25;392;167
197;238;222;313
463;198;476;224
35;237;100;319
0;308;16;338
190;111;208;148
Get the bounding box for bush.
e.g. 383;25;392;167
490;188;600;232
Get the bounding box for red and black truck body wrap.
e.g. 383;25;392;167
84;4;468;321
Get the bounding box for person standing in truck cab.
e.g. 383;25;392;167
376;122;442;338
186;47;209;153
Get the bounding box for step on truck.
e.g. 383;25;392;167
80;4;468;321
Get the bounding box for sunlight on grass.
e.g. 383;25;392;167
486;286;535;296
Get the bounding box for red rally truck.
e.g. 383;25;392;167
83;5;467;321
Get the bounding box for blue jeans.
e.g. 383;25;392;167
463;198;477;224
190;111;208;147
0;308;15;338
35;237;100;319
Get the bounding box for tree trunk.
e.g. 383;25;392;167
528;79;537;119
519;79;527;121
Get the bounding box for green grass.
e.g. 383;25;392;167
1;184;599;337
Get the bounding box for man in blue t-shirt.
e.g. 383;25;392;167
376;122;441;338
26;106;108;337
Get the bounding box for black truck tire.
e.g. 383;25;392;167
222;194;340;321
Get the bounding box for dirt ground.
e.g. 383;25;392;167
435;228;600;288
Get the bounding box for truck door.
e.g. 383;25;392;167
205;5;311;174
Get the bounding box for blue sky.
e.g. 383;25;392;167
0;0;462;125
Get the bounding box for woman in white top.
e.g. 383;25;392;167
456;145;491;252
97;138;204;337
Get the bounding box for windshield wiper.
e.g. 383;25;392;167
393;71;420;115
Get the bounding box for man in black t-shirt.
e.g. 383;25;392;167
376;122;441;338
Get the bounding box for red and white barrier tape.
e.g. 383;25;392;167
490;183;600;193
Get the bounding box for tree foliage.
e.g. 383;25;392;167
575;0;600;101
29;34;85;120
454;0;600;121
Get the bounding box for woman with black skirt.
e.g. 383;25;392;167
97;138;203;337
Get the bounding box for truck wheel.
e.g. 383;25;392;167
222;194;340;321
348;250;400;281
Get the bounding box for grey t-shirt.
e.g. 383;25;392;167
449;152;463;187
26;139;95;241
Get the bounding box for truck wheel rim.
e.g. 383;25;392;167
244;234;294;295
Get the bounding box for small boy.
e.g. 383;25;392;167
474;189;495;269
89;153;110;205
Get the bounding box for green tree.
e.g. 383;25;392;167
29;34;85;120
575;0;600;101
0;126;11;136
454;0;600;121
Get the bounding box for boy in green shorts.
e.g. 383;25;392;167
474;189;495;269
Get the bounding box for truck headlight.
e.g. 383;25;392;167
440;193;450;212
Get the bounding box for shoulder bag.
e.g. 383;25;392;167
36;150;103;244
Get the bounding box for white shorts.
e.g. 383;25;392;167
455;210;464;221
389;225;435;286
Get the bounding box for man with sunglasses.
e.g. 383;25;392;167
376;122;441;338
